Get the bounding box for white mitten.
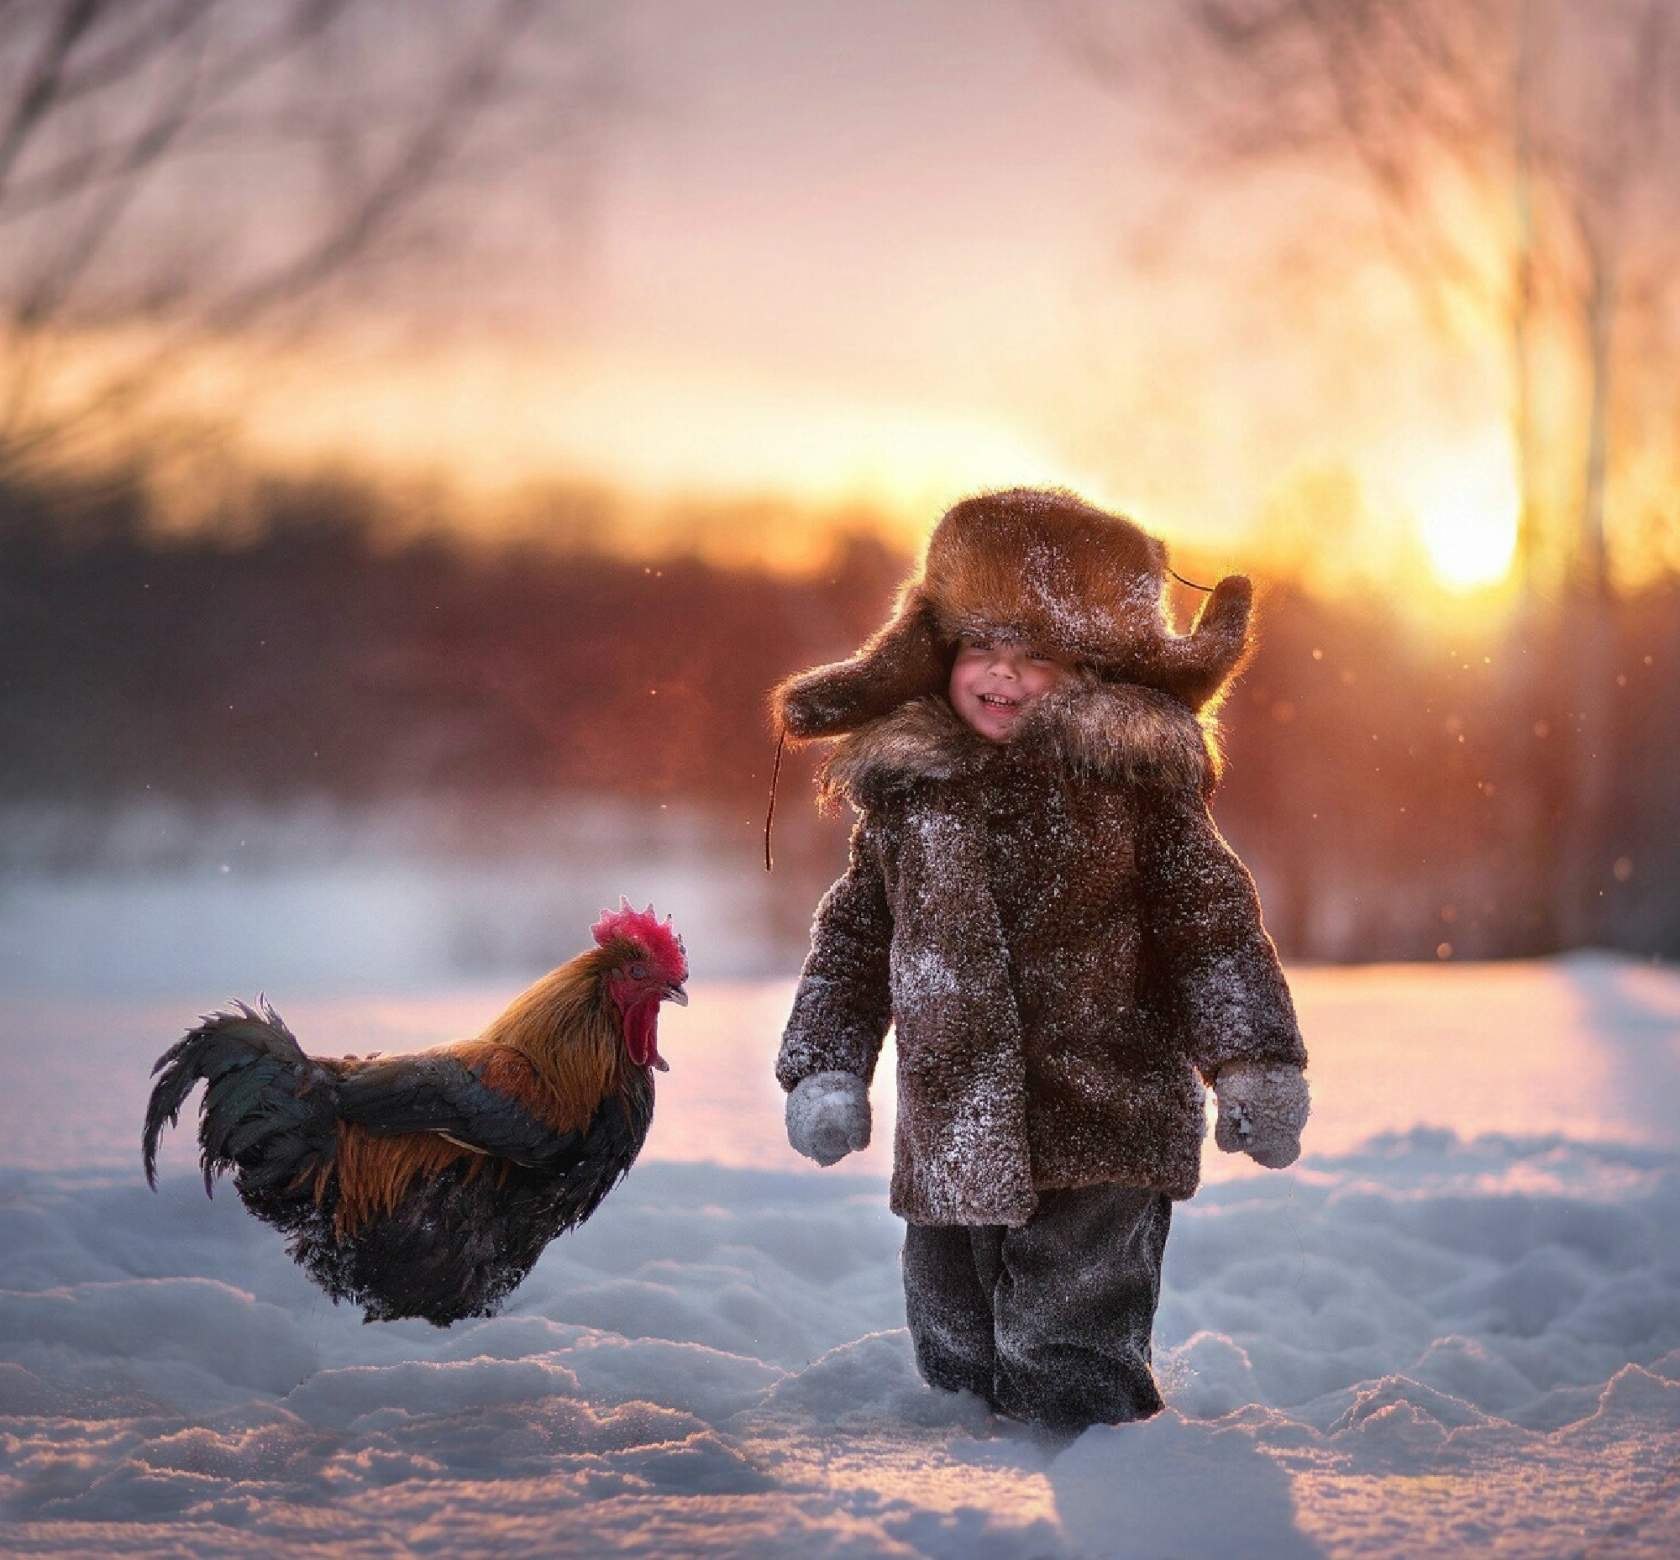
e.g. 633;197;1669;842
1213;1062;1309;1169
786;1071;871;1166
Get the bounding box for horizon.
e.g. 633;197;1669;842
8;454;1540;632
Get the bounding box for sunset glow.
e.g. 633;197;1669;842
53;316;1559;605
1402;436;1521;591
236;349;1091;526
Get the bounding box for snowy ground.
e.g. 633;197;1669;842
3;956;1680;1555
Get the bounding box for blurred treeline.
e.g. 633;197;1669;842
5;473;1677;962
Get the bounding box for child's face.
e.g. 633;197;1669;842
948;635;1074;743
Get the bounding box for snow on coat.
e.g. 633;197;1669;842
776;681;1306;1224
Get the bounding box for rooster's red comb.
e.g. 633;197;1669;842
591;897;688;979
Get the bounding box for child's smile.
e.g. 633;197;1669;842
948;636;1074;742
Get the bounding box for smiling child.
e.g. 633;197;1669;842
770;487;1309;1434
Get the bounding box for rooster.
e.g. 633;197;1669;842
142;901;687;1326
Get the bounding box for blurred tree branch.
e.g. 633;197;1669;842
1045;0;1680;948
0;0;596;481
1049;0;1680;594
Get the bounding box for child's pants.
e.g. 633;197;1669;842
901;1182;1172;1432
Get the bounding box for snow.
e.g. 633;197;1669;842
3;957;1680;1554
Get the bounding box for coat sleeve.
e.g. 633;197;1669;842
1135;788;1307;1084
775;817;895;1091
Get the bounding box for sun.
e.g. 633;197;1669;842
1403;437;1521;591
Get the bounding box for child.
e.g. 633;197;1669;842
771;488;1309;1435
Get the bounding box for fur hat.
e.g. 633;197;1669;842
774;487;1254;739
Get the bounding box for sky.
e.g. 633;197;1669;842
189;0;1520;583
32;0;1672;596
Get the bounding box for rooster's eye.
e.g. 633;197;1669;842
630;962;648;980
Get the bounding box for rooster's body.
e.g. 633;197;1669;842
142;903;687;1326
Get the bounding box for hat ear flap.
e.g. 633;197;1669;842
1144;574;1254;712
773;586;948;738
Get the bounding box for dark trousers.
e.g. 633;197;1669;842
901;1183;1172;1432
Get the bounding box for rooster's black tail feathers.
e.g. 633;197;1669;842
142;999;332;1195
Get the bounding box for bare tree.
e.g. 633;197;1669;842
0;0;604;482
1047;0;1680;948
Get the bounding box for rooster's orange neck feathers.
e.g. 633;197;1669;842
325;949;635;1237
476;947;629;1132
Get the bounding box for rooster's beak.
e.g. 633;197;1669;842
664;983;689;1006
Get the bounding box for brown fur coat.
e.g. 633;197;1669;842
774;676;1307;1225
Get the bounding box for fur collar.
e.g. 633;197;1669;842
818;676;1217;806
